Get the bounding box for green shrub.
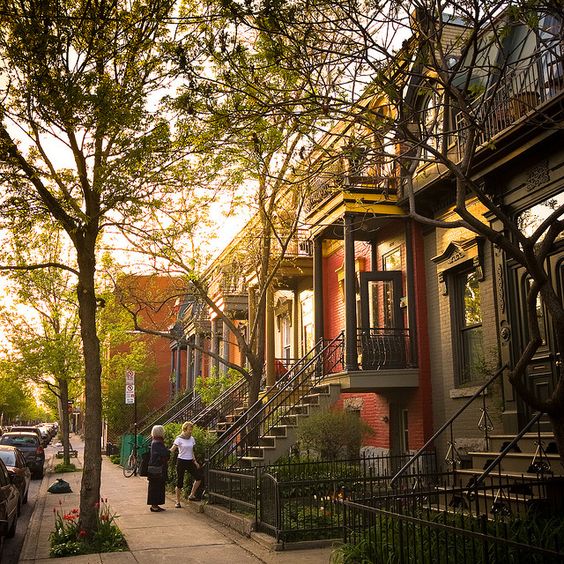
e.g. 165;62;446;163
194;369;240;406
109;455;121;465
297;410;374;460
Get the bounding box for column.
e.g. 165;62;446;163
222;320;231;376
194;333;202;382
175;344;182;394
266;287;276;387
186;338;194;393
314;237;324;345
405;219;418;366
344;214;358;371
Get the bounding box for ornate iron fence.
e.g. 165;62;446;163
357;328;413;370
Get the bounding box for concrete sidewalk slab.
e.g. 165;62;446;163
18;434;333;563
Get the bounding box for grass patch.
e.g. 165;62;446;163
53;462;78;473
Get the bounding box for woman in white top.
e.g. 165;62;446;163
170;421;203;507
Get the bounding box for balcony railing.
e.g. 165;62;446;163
357;328;413;370
456;43;564;154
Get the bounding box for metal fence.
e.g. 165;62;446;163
207;454;564;560
342;474;564;563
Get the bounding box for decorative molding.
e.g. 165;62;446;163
431;237;486;285
525;160;550;192
450;386;488;399
496;264;506;314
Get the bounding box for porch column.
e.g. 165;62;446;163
344;214;358;371
370;239;378;271
211;318;220;376
169;346;175;398
194;333;202;382
266;287;276;387
186;338;194;393
313;237;324;344
222;320;230;376
175;344;182;394
405;219;418;366
292;286;299;362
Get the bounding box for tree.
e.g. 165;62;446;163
0;368;39;424
0;227;83;465
0;0;200;533
122;7;334;408
210;0;564;460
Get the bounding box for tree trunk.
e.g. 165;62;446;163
59;378;70;466
76;246;102;535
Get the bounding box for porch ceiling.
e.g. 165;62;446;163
324;368;419;392
307;190;406;239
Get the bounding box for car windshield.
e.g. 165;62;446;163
0;436;37;446
0;451;16;465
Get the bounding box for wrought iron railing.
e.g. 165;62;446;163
342;473;564;563
390;364;508;486
455;43;564;155
136;391;201;438
207;334;344;467
357;328;413;370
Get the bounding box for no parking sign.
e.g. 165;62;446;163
125;370;135;404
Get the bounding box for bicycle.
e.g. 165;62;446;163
123;447;139;478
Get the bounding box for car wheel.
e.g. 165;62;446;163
6;514;16;538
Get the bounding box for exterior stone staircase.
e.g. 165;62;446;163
240;383;341;466
450;432;564;517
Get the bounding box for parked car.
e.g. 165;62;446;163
0;433;45;479
0;458;19;539
0;446;31;505
9;427;47;447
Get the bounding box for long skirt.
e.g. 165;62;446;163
147;475;166;505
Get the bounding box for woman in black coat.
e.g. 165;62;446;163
147;424;170;512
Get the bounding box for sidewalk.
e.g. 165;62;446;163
19;435;333;563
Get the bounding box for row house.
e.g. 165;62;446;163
168;9;563;468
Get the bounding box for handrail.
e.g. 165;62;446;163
136;391;201;437
471;410;544;488
207;333;344;466
390;363;508;486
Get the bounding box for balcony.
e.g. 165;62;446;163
324;328;418;391
455;43;564;155
357;327;414;370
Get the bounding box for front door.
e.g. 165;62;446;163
511;251;563;430
359;272;405;369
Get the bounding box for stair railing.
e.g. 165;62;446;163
207;333;344;467
390;363;508;487
470;410;545;489
136;391;202;437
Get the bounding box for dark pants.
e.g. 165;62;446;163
176;458;203;489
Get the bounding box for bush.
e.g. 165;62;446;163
297;410;373;460
109;455;121;465
194;369;240;406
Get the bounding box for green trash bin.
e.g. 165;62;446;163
120;434;149;466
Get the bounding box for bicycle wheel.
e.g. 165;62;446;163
123;452;137;477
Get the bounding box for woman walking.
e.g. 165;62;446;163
170;421;204;507
147;425;169;512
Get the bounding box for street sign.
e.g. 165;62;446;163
125;370;135;404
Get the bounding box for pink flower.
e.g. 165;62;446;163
94;502;100;509
79;529;87;538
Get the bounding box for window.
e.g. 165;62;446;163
452;268;484;385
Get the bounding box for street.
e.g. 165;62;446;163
1;443;55;564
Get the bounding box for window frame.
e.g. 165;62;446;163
450;264;485;387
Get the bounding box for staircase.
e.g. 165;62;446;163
391;365;564;520
453;430;564;518
207;333;344;468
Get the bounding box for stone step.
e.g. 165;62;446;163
468;451;562;474
488;433;559;454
